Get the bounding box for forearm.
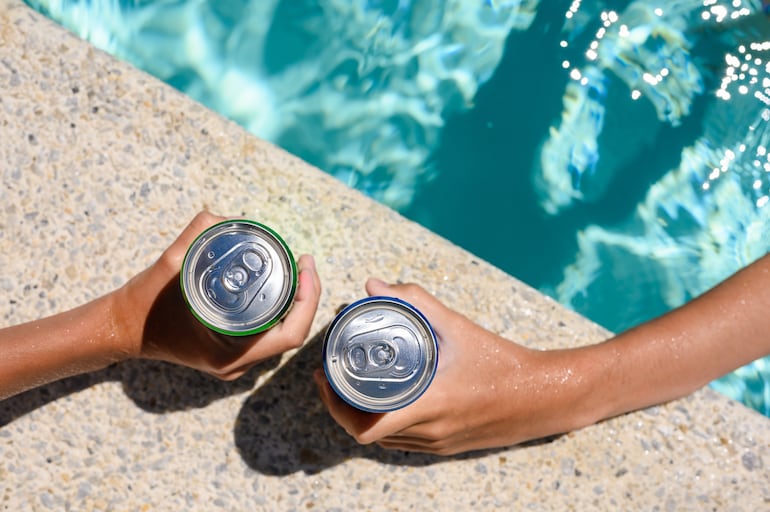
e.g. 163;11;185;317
0;292;132;400
581;253;770;423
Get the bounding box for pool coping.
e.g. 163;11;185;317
1;0;768;509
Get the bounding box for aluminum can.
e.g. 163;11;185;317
323;296;438;412
180;219;297;337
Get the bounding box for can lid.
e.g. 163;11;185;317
323;296;438;412
180;220;297;336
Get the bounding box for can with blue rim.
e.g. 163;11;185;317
180;219;297;337
323;296;438;412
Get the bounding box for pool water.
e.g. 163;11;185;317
26;0;770;417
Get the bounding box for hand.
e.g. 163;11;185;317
314;279;596;455
114;211;322;380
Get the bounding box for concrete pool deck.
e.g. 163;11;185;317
1;0;768;509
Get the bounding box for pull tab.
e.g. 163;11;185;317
342;325;420;382
200;242;273;313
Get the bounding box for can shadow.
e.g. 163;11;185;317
233;326;507;476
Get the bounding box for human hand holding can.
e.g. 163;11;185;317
109;212;319;381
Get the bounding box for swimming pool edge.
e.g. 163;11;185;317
1;0;768;509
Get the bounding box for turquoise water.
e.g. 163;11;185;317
26;0;770;416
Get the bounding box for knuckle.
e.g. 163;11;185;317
400;282;423;294
275;327;305;349
216;369;244;382
434;444;457;457
186;211;222;240
352;431;376;445
192;210;218;227
285;335;305;350
157;248;181;273
396;282;427;303
423;422;452;441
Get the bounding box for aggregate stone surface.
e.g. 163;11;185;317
1;1;768;510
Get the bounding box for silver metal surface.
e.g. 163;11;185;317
181;220;296;336
323;297;438;412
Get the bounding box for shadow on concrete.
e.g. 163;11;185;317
116;356;280;413
233;326;520;475
0;369;111;427
0;355;282;427
0;274;284;425
119;272;286;413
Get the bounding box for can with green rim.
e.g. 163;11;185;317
180;219;297;337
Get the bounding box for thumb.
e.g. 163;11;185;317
364;279;460;334
365;277;392;297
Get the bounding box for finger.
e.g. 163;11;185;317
361;396;450;442
296;254;322;306
376;429;471;455
201;254;320;373
377;438;465;456
313;369;386;440
374;422;441;442
365;279;441;319
269;254;321;342
313;368;437;444
164;211;226;268
365;279;463;334
178;210;226;246
376;438;442;454
232;254;321;362
365;277;394;297
378;433;433;444
208;361;254;381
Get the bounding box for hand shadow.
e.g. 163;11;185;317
0;356;279;427
0;275;282;426
117;274;283;413
0;368;114;427
114;356;280;414
234;324;507;476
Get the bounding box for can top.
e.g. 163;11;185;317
180;219;297;336
323;296;438;412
